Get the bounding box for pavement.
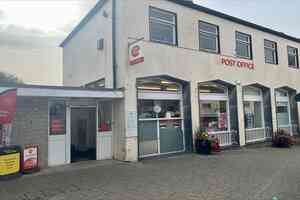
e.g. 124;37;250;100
1;146;300;200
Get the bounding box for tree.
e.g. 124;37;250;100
0;71;23;85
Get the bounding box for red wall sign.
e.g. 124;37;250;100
221;57;255;70
0;89;17;124
129;43;144;65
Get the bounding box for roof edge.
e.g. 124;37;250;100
167;0;300;44
60;0;108;47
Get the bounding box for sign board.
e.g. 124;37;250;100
22;145;39;173
0;89;17;146
129;43;144;65
220;57;254;70
0;146;21;177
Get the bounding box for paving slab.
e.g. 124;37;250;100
1;146;300;200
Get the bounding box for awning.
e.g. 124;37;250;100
0;84;123;99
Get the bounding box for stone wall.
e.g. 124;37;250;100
11;96;49;168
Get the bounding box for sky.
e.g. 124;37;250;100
0;0;299;85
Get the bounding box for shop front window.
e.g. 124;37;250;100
244;101;263;129
276;102;290;126
199;100;228;132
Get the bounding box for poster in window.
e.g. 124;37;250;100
0;89;17;146
218;113;227;129
49;101;66;135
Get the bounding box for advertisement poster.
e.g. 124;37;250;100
49;101;66;135
23;145;38;172
218;113;227;129
0;89;17;146
0;152;20;176
129;41;144;65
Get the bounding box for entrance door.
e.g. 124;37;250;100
71;108;96;162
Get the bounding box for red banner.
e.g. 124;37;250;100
0;89;17;124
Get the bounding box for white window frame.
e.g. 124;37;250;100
236;31;252;59
149;7;177;45
264;39;278;64
287;46;299;68
199;21;219;53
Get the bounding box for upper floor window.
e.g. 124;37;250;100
199;21;220;53
149;7;177;45
236;31;252;59
287;46;299;68
264;39;278;64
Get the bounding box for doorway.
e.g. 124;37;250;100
71;108;96;162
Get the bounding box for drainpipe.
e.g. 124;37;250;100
112;0;117;89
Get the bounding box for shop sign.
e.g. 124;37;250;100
23;145;39;172
0;152;20;176
221;57;255;70
0;89;17;145
129;43;144;65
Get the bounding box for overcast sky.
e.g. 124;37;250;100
0;0;299;85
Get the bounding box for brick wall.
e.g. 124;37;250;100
11;96;49;168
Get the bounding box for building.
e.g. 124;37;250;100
60;0;300;162
3;0;300;168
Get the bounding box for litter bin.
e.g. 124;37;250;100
0;145;22;180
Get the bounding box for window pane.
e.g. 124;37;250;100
138;100;155;119
236;32;249;42
138;100;181;119
98;102;112;132
264;40;276;48
199;34;217;51
276;102;290;126
49;101;66;135
150;8;175;23
199;22;217;34
157;100;181;118
288;54;297;66
265;48;276;64
199;84;226;94
199;100;228;132
236;42;250;58
288;47;297;55
244;101;263;129
244;87;261;97
276;90;288;97
150;21;175;44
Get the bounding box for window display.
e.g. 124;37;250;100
199;100;228;132
138;100;181;119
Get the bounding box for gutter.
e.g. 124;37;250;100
112;0;117;89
